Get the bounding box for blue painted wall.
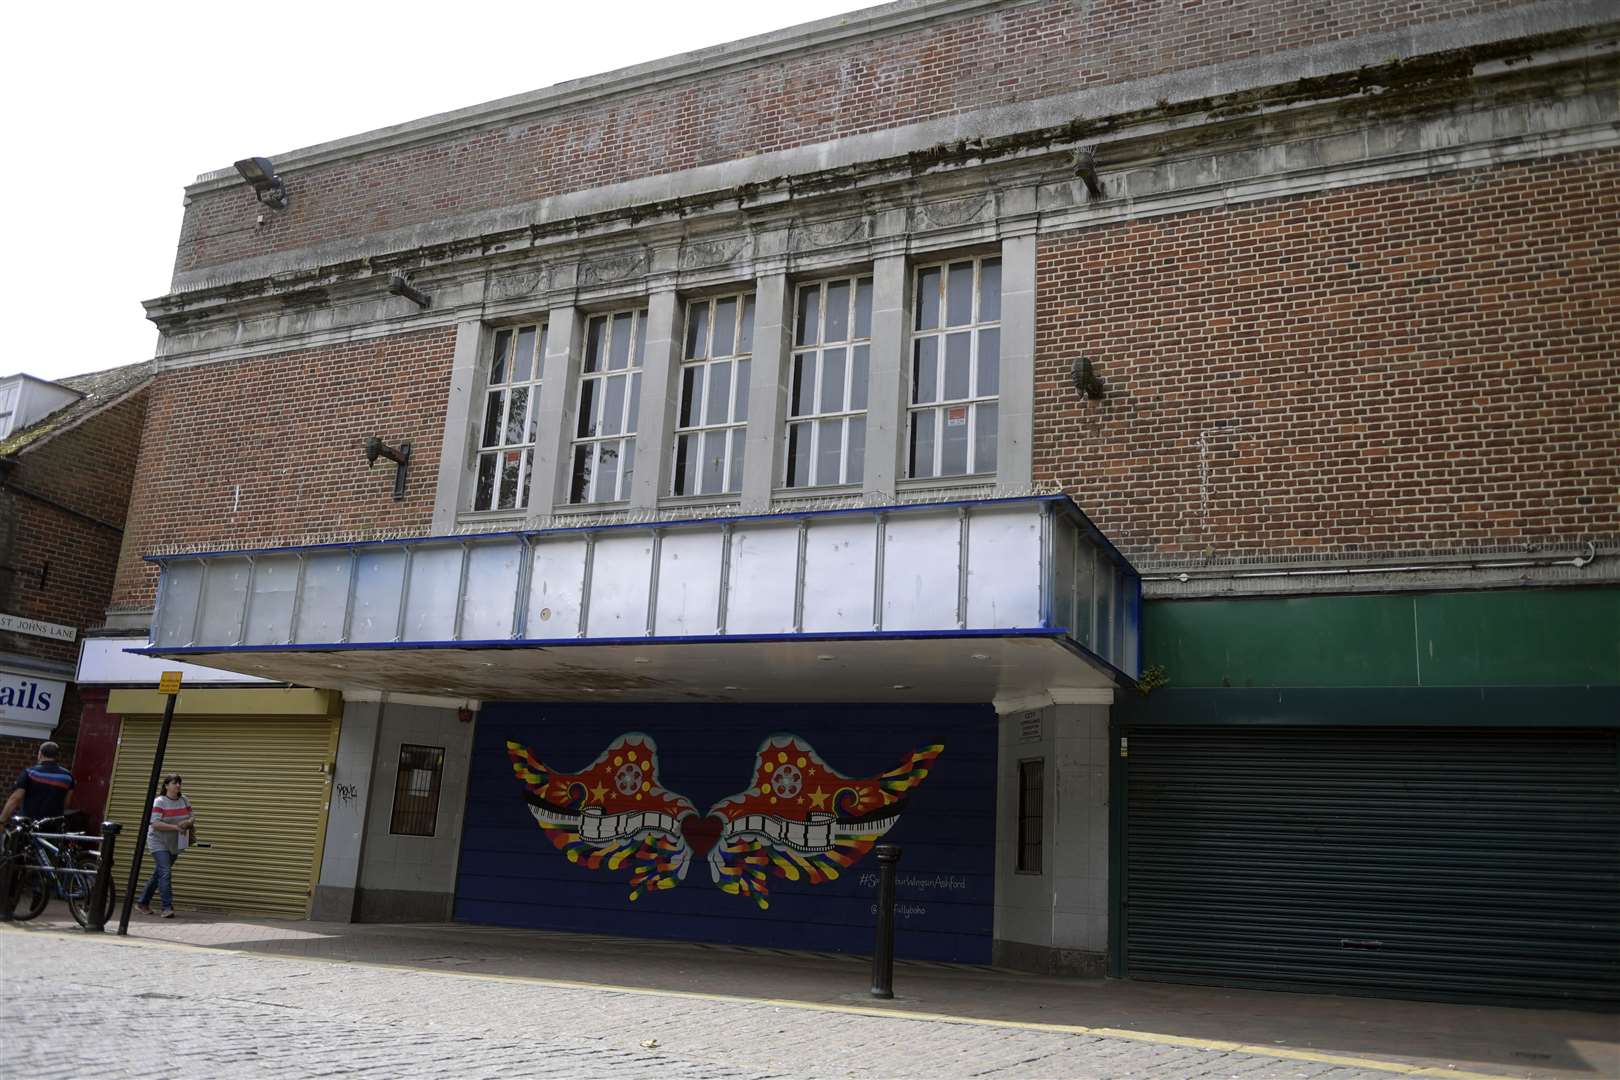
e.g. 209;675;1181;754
455;702;997;962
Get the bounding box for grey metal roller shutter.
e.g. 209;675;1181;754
1124;727;1620;1007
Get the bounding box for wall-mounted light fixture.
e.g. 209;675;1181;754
388;274;431;309
1071;146;1104;200
365;436;412;500
233;157;288;210
1071;356;1106;400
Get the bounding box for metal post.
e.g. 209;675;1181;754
118;685;180;935
85;821;121;932
870;843;902;999
0;818;20;921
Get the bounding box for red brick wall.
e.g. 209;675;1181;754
1033;150;1620;560
176;0;1523;274
111;327;456;610
0;736;39;791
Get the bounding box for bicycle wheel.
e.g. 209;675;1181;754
65;855;115;929
6;850;52;921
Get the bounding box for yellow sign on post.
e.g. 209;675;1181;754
158;671;183;696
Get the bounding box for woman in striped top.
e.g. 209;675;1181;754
136;773;193;918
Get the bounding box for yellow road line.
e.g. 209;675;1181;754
5;926;1519;1080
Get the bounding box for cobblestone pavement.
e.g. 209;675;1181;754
4;930;1424;1080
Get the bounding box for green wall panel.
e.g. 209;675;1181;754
1143;587;1619;689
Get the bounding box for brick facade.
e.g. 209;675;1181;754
1033;150;1620;561
175;0;1521;275
111;327;456;610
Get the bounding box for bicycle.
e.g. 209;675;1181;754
1;816;116;929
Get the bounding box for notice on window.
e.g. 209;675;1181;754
946;406;968;426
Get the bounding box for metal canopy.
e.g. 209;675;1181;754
137;494;1141;701
144;633;1119;703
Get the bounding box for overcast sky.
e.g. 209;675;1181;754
4;0;872;384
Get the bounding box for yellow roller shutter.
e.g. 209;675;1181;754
105;699;339;919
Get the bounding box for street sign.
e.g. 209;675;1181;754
158;671;183;695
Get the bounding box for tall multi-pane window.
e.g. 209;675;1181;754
673;292;756;497
473;323;546;512
908;256;1001;479
570;308;646;504
784;275;872;488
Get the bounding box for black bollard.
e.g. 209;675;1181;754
0;819;19;921
85;821;121;932
870;843;902;999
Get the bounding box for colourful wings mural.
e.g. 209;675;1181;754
505;732;943;908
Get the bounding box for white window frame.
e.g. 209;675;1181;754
672;292;756;497
471;322;546;513
907;255;1001;480
570;307;646;505
783;274;873;490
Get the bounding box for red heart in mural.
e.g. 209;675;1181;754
681;814;723;857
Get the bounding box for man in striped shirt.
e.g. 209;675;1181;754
2;741;75;823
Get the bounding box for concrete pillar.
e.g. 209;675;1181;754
863;254;909;501
997;235;1037;489
630;289;683;510
740;273;791;509
430;321;487;533
527;306;582;516
311;698;383;922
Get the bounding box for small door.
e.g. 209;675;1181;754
105;713;339;918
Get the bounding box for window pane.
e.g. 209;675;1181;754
946;261;975;326
854;278;873;339
584;317;606;373
734;359;751;422
786;422;811;487
481;391;504;448
979;258;1001;322
621;437;635;494
634;311;646;364
626;371;641;434
505;387;530;446
673;433;694;496
846;415;866;485
815;417;844;485
820;347;846;414
977;327;1000;397
609;313;633;370
596;441;620;501
474;454;496;510
824;280;850;343
738;294;756;355
536;325;550;379
679;366;703;428
910;410;936;479
944;332;972;401
489;329;511;385
713;297;737;358
570;445;592;503
706;361;732;427
796;286;819;347
685;302;709;360
912;337;938;405
850;345;869;411
497;451;521;511
915;267;941;331
975;402;998;475
519;448;534;508
512;327;536;382
941;403;970;475
727;428;744;493
602;375;626;437
577;380;598;438
790;354;815;417
701;429;726;494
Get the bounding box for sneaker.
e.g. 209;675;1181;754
159;909;175;919
136;904;152;915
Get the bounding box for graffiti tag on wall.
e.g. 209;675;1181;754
506;732;943;910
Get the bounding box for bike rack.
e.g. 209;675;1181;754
1;818;122;931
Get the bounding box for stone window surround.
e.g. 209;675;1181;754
445;232;1037;528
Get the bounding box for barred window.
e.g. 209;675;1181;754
389;744;446;837
908;256;1001;479
673;292;756;497
784;275;872;488
570;308;646;504
473;324;546;511
1017;758;1043;874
